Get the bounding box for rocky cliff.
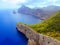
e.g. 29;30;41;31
16;24;60;45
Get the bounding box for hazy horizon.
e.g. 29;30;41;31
0;0;60;9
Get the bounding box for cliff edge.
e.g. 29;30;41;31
16;24;60;45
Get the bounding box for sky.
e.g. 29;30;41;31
0;0;60;9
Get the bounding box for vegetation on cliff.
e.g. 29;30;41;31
28;11;60;40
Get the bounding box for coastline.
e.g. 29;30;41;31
16;23;60;45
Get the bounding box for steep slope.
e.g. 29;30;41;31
18;5;60;20
18;5;32;15
29;11;60;40
18;5;48;20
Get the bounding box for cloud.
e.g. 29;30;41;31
2;0;27;5
0;0;60;9
0;0;27;9
20;0;60;8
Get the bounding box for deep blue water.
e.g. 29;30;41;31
0;10;41;45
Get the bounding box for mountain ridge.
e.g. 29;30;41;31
18;5;60;20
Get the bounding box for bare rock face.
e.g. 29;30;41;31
28;39;37;45
17;24;60;45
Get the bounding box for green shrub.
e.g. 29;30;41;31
28;11;60;40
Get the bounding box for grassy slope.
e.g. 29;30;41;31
28;11;60;40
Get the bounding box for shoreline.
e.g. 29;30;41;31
16;23;60;45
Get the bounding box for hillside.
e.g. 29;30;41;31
18;5;60;20
18;5;49;20
28;11;60;40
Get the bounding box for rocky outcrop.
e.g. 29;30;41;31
16;24;60;45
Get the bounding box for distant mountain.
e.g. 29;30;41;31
18;5;60;20
43;5;60;11
43;5;60;17
18;5;33;15
18;5;48;20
